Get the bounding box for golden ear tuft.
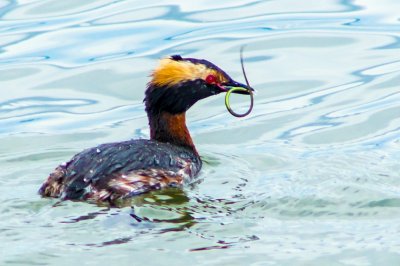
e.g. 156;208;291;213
150;57;227;87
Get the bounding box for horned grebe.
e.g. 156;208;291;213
39;55;253;204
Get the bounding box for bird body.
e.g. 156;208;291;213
39;55;252;204
39;139;200;202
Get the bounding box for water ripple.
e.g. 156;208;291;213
1;0;400;265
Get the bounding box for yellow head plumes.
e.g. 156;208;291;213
150;57;228;87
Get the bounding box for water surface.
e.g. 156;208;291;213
1;0;400;265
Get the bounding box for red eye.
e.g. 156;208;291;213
205;74;217;84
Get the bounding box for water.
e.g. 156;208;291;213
1;0;400;265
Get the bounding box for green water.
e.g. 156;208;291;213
0;0;400;265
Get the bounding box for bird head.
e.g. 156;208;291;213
144;55;253;115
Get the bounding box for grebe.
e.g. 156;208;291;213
39;55;253;203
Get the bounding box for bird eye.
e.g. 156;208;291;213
205;74;217;84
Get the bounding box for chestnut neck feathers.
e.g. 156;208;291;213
148;112;195;152
144;55;230;152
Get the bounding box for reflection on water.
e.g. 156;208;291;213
129;189;196;230
0;0;400;265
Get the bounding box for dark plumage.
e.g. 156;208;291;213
39;55;252;204
39;140;200;201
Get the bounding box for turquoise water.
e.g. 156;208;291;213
1;0;400;265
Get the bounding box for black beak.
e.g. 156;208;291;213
221;80;254;95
